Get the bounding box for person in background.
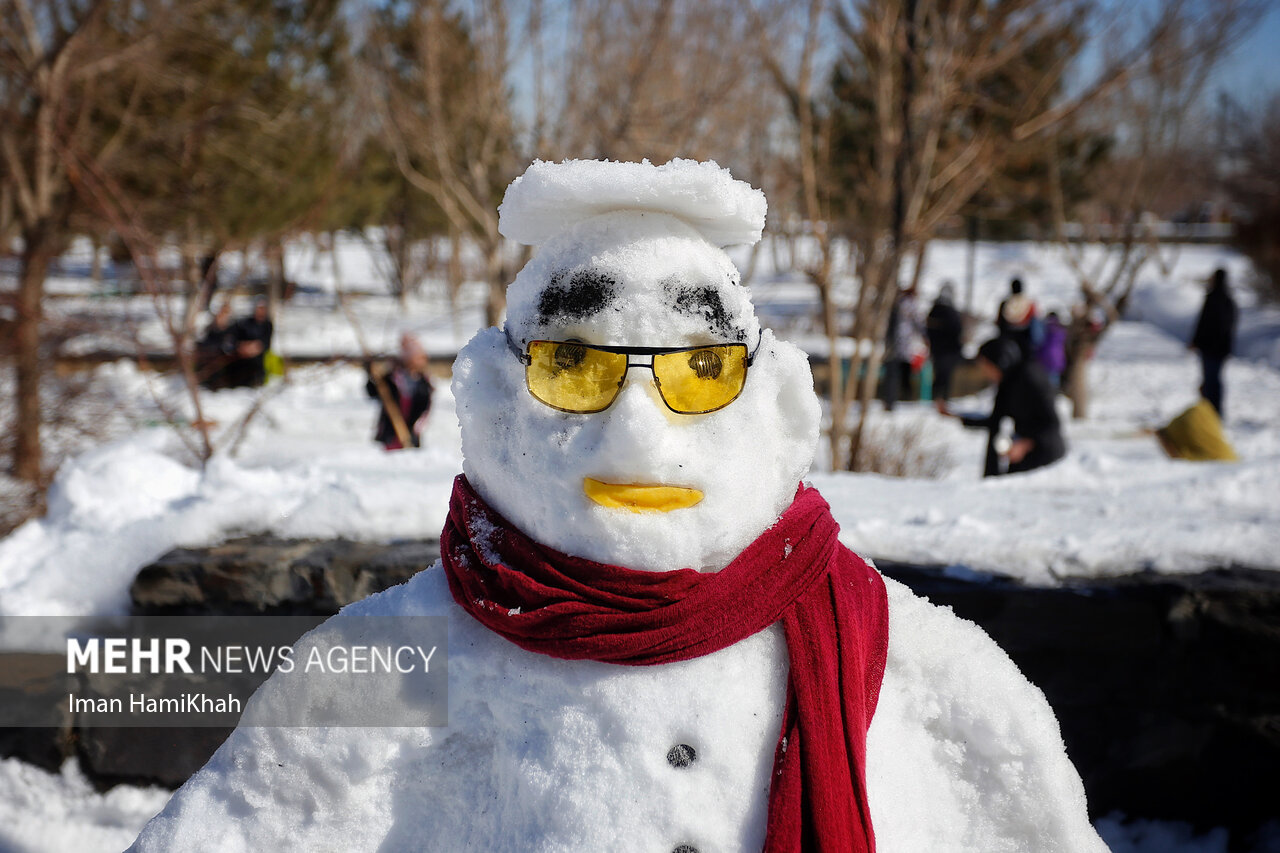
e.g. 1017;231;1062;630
996;278;1024;337
195;301;238;390
367;333;434;450
1036;310;1068;391
230;298;274;387
1154;399;1238;462
997;278;1043;359
946;336;1065;477
1190;268;1237;417
926;281;965;412
883;285;925;412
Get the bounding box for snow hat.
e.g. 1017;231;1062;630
977;337;1022;375
937;281;955;303
452;159;820;572
498;158;766;248
1010;278;1024;294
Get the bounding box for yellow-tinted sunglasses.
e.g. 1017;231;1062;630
505;329;759;415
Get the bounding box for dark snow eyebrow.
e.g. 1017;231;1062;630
536;269;618;325
664;278;745;341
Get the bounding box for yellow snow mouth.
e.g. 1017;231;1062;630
583;478;704;513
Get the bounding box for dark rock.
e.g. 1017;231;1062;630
0;653;75;773
0;536;442;787
879;562;1280;840
130;537;318;614
131;536;440;615
76;725;235;789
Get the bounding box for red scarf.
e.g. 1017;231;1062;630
441;474;889;852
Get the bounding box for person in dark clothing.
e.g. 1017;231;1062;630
195;302;239;390
228;299;274;388
950;337;1066;477
367;333;434;450
926;281;965;411
1190;268;1237;417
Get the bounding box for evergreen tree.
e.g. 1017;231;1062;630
105;0;349;260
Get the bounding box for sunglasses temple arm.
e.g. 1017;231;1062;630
503;327;531;365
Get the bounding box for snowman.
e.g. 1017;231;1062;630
130;160;1107;852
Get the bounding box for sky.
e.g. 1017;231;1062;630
1210;2;1280;108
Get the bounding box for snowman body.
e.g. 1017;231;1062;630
129;569;1102;853
129;161;1105;853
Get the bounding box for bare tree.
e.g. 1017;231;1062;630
755;0;1094;468
1046;0;1262;418
1;0;347;485
62;150;219;462
547;0;770;163
753;0;1261;469
1226;92;1280;299
362;0;771;326
0;0;184;482
362;0;517;327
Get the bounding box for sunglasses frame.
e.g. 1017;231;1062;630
504;328;761;415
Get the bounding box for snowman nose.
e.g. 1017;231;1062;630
609;371;671;423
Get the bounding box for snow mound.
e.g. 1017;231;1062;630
0;758;169;853
45;442;200;532
498;159;767;248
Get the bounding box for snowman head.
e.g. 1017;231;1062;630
452;160;820;572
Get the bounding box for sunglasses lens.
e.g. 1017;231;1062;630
526;341;627;413
653;345;749;414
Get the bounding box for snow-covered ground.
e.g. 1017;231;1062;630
820;321;1280;581
0;759;171;853
1;236;1278;850
4;241;1276;627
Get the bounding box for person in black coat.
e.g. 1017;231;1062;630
952;337;1066;477
1190;268;1237;417
367;333;434;450
926;281;965;411
195;302;239;390
229;299;274;388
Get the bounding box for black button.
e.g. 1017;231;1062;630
672;846;698;853
666;744;697;768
